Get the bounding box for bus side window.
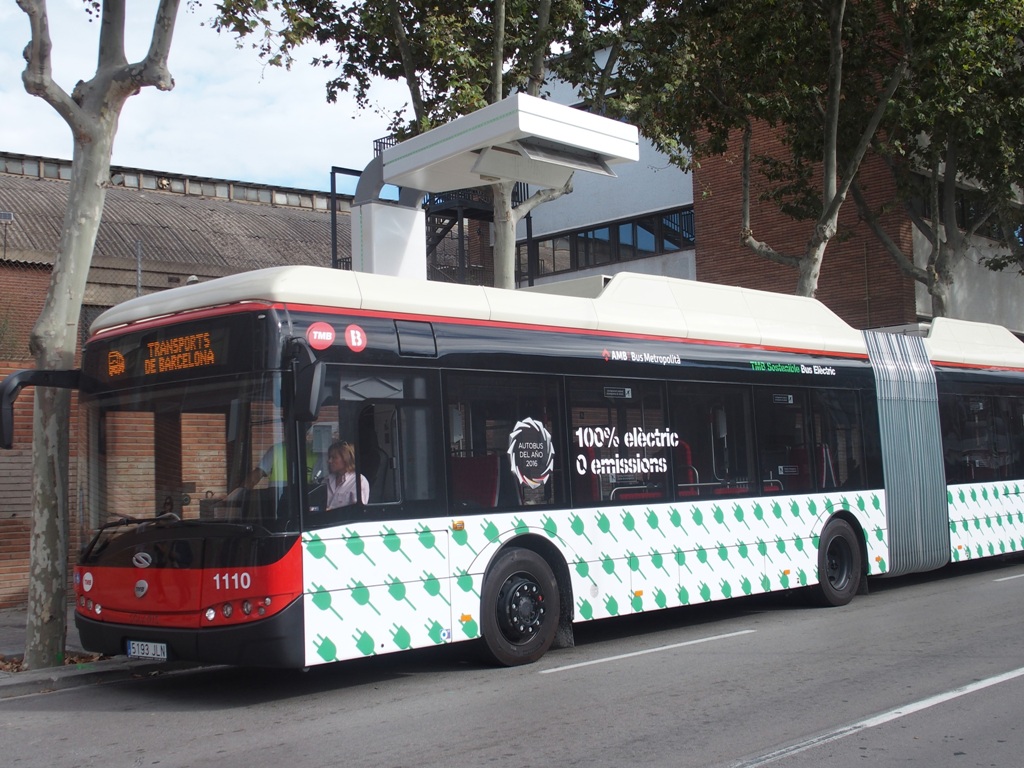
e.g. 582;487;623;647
754;389;812;494
309;368;442;523
569;378;671;505
1007;397;1024;480
938;393;962;484
669;384;754;498
445;372;563;511
941;392;1024;484
810;390;865;491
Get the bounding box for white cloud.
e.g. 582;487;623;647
0;1;409;191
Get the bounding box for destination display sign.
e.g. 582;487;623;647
140;332;217;376
86;315;249;386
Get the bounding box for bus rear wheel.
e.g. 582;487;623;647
481;547;560;666
815;519;862;607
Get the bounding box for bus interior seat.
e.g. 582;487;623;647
573;445;602;503
675;440;700;498
611;486;664;502
713;485;749;495
785;446;813;493
498;453;523;506
451;454;500;508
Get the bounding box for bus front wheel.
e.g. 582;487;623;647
816;519;862;607
481;547;560;666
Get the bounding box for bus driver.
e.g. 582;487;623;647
325;440;370;508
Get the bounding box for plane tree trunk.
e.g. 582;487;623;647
16;0;180;669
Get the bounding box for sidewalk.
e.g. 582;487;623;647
0;602;84;658
0;603;182;697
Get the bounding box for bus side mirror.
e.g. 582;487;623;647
0;368;82;449
289;340;325;422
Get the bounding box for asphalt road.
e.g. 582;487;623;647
3;554;1023;768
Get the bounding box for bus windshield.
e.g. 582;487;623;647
78;373;299;536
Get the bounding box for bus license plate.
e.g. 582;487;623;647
127;640;168;660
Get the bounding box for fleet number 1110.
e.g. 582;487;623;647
213;572;251;590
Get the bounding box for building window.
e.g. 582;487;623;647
518;206;694;280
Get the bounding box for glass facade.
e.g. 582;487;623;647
517;206;694;280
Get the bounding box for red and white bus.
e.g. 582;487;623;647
3;266;1023;667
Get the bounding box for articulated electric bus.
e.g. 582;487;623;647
2;267;1023;667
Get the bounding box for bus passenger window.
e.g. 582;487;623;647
305;368;442;524
1001;397;1024;480
754;389;811;495
569;379;670;505
810;390;865;491
940;393;1020;483
445;373;563;510
669;384;755;498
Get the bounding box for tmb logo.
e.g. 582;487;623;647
306;322;336;350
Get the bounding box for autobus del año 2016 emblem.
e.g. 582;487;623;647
508;418;554;489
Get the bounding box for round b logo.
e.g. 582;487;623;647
345;324;368;353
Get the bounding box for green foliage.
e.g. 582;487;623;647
878;1;1024;268
557;0;895;199
213;0;585;136
556;0;1024;288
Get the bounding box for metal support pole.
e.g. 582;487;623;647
330;169;338;269
135;240;142;296
0;210;14;260
456;205;466;284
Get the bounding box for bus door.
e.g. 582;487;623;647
754;388;813;495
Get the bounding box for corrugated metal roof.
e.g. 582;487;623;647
0;173;350;271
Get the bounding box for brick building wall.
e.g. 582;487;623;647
0;355;83;608
0;262;52;606
0;262;51;360
0;358;33;607
693;126;918;330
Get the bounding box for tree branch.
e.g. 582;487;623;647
594;42;621;112
98;0;128;70
135;0;182;91
17;0;82;127
389;1;426;127
513;174;573;221
823;56;908;226
739;120;800;268
850;180;928;282
821;0;845;204
527;0;551;98
492;0;506;103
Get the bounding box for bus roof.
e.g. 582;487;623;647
89;266;1024;366
924;316;1024;369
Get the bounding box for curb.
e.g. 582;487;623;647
0;658;203;698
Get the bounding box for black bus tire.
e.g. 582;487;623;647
815;518;862;607
480;547;561;666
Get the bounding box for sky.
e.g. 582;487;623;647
0;1;409;193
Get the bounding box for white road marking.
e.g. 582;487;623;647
539;628;757;674
732;665;1024;767
993;572;1024;582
